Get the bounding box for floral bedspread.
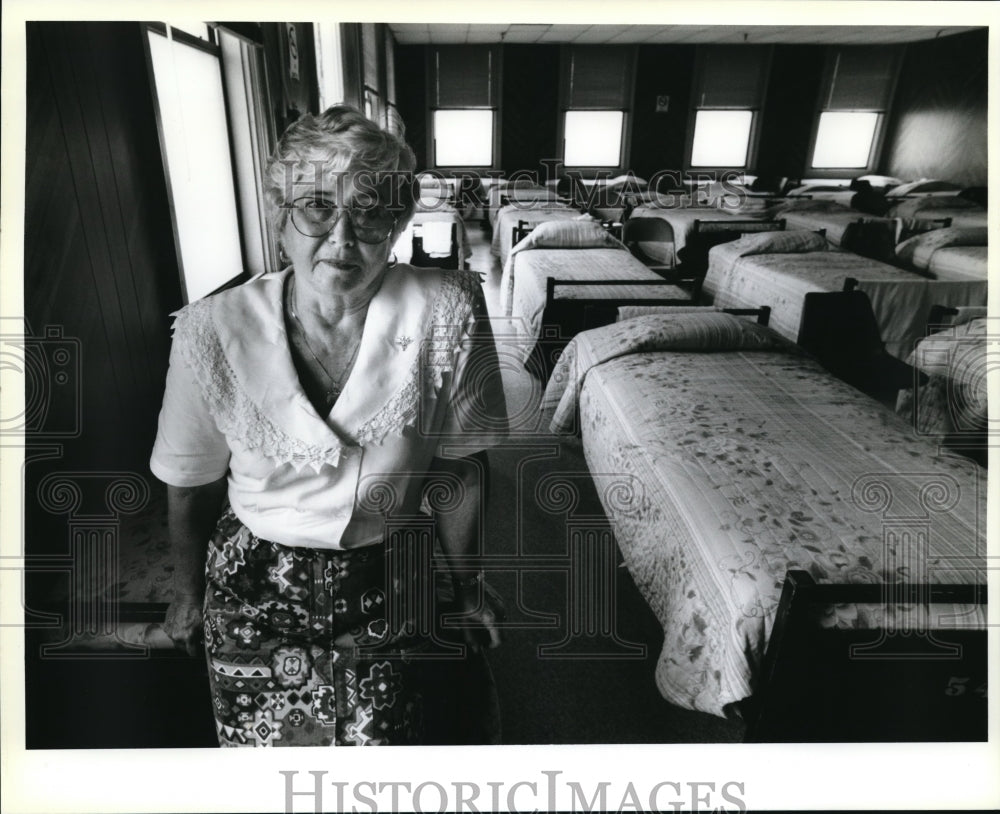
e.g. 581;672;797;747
570;338;985;716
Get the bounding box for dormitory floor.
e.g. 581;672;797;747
462;218;745;743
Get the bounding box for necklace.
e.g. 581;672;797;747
286;277;363;408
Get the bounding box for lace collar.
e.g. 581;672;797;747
173;266;478;471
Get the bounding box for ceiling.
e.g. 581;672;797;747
388;23;982;45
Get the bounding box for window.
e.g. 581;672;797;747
433;110;494;167
563;110;624;167
314;23;345;110
428;45;498;168
145;25;245;302
218;28;279;279
691;110;754;167
688;46;770;170
560;46;633;170
812;111;880;169
144;24;278;301
809;47;900;172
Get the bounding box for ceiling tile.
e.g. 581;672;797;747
387;22;984;46
502;25;552;43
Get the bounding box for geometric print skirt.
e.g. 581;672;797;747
203;506;430;747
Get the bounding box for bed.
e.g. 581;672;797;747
777;199;899;257
894;227;989;282
486;181;566;227
561;174;650;222
703;230;988;359
541;311;986;727
785;185;858;206
888;194;989;230
895;308;990;452
499;220;696;363
491;202;589;265
626;201;780;267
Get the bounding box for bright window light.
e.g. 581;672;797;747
564;110;624;167
434;110;493;167
812;111;880;169
690;110;754;167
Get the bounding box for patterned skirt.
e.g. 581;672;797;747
202;506;498;746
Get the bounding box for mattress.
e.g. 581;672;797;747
704;242;988;359
571;338;985;716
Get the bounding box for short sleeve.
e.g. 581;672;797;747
435;287;509;453
150;325;231;486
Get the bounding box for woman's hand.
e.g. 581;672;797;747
454;578;505;653
163;593;204;657
164;478;226;658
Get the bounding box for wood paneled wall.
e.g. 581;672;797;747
25;22;181;484
395;45;429;171
629;45;696;179
262;23;319;130
755;46;826;181
881;29;988;187
499;45;560;176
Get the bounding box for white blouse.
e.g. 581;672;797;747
150;266;508;550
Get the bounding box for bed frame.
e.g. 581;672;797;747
896;216;954;246
527;300;772;382
744;570;987;742
797;284;922;405
679;218;787;273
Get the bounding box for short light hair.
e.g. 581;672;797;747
264;105;417;235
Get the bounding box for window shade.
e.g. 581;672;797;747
563;46;633;109
433;46;494;107
362;23;380;91
696;46;769;108
824;46;898;110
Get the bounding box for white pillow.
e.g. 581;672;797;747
885;179;961;198
517;219;621;250
731;230;829;256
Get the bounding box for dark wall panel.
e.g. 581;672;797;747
500;45;560;176
629;45;696;178
262;22;319;130
882;29;987;187
394;45;428;170
756;46;826;180
25;22;181;483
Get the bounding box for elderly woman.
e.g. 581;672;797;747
150;105;508;746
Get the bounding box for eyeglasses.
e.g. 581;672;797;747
284;197;398;244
